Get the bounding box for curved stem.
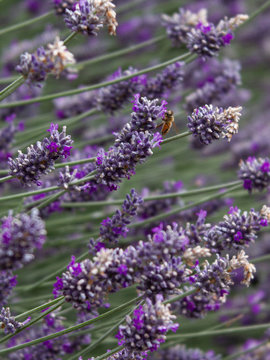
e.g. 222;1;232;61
130;184;242;229
76;34;166;70
63;31;77;45
0;11;54;36
0;75;25;101
14;296;65;321
0;175;13;184
61;180;242;208
0;298;65;345
0;52;193;108
162;131;191;145
0;296;142;354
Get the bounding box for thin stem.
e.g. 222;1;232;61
251;253;270;264
0;175;13;184
244;0;270;23
63;31;77;45
223;339;269;360
35;189;66;211
96;346;124;360
162;131;191;145
14;296;65;321
54;157;96;169
0;299;65;345
61;180;241;208
0;296;142;354
0;10;54;36
168;322;270;340
0;52;193;108
130;184;242;229
76;35;166;70
0;75;25;101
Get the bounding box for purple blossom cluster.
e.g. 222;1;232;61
53;0;75;15
117;296;178;357
188;104;242;145
162;8;248;58
64;0;118;36
98;189;143;244
238;156;270;192
8;124;73;186
0;307;30;334
149;344;221;360
0;209;46;270
94;95;165;190
16;37;76;86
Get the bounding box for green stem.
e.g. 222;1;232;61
14;296;64;321
251;253;270;264
0;175;13;183
0;11;54;36
76;35;166;70
63;31;77;45
168;322;270;340
130;184;242;229
0;52;193;108
96;346;124;360
0;296;142;354
223;339;269;360
244;0;270;23
61;180;241;208
35;189;66;211
0;299;65;345
0;76;25;101
162;131;191;145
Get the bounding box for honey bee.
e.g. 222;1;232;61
156;110;177;135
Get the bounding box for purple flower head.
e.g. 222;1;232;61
222;32;234;44
0;209;46;271
117;264;128;276
233;231;243;242
0;307;29;334
238;157;270;192
9;125;73;186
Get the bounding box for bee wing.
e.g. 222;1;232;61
172;121;180;134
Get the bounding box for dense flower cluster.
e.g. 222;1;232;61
0;209;46;270
117;296;178;356
141;61;184;100
238;156;270;192
94;96;165;190
162;8;248;58
99;189;143;243
53;0;75;15
16;37;76;85
0;271;17;307
188;104;242;145
64;0;118;36
0;307;30;334
185;59;242;112
8;124;73;186
206;205;269;252
97;67;142;114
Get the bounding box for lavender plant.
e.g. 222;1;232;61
0;1;270;360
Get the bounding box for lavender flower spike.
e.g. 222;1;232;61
238;156;270;192
0;307;30;334
9;124;73;186
117;295;178;356
95;131;162;190
0;209;46;271
64;0;118;36
188;104;242;145
16;37;76;85
99;189;143;243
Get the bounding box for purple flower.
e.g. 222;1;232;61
0;209;46;271
0;271;17;307
238;157;270;192
149;344;221;360
188;104;242;145
53;0;75;15
0;307;30;334
118;296;178;356
64;0;117;36
9;124;73;186
98;189;143;243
